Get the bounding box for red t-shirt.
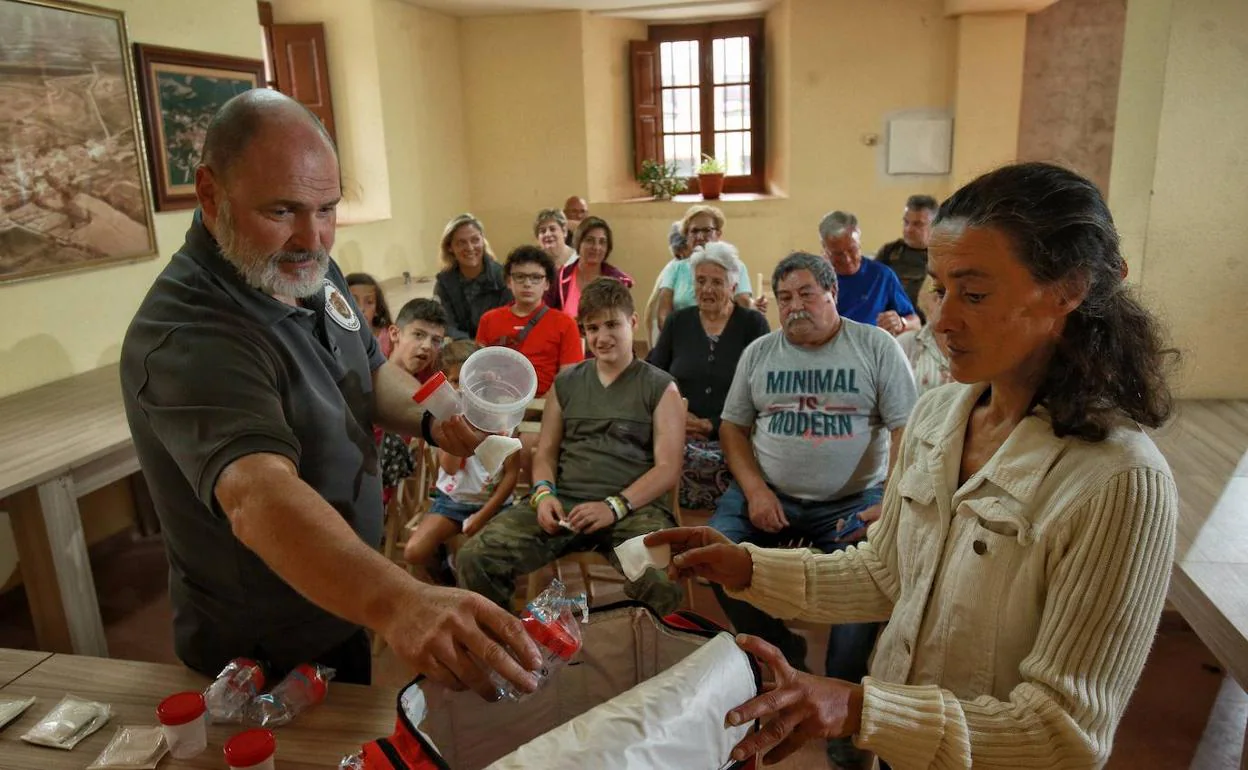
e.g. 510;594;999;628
476;303;584;395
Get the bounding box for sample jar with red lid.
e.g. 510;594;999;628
156;691;207;758
225;728;276;770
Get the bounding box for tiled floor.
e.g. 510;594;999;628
1;530;1243;769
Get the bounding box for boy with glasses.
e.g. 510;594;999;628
476;245;584;396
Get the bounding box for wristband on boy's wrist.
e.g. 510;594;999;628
531;488;553;509
533;480;556;495
604;496;626;521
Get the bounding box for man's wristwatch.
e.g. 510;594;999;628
421;411;438;448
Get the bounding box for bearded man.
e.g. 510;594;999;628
121;90;541;698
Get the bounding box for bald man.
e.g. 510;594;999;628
121;91;540;696
562;195;587;245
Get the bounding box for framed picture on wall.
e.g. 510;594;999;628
133;44;265;211
0;0;158;284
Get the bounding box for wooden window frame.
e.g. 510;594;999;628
647;18;765;195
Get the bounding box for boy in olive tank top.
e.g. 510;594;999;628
456;278;687;614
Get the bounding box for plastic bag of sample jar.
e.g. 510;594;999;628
86;725;169;769
20;694;112;749
0;695;36;731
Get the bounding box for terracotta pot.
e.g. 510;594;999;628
698;172;725;200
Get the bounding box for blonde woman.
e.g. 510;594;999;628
433;214;511;339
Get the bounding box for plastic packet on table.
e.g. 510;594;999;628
20;694;112;750
204;657;267;723
86;726;168;769
245;663;336;728
489;579;588;702
339;753;365;769
0;695;36;731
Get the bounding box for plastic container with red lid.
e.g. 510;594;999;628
412;371;461;420
225;728;276;770
156;691;207;758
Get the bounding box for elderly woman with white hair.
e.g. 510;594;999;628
648;242;770;509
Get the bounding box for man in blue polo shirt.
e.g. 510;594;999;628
819;210;919;337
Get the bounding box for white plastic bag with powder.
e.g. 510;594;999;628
21;694;112;749
0;695;36;731
613;533;672;581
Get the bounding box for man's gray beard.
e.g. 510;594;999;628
217;200;329;299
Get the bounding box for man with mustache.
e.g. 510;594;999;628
709;251;917;768
120;90;541;699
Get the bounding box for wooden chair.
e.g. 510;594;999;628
374;438;435;655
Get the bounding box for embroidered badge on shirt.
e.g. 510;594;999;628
324;280;361;331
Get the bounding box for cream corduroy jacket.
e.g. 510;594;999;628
729;382;1177;769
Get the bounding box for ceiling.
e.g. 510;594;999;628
402;0;773;21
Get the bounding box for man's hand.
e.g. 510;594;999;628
381;583;542;700
726;634;864;764
431;415;485;457
645;527;752;591
566;501;616;534
746;486;788;533
876;310;906;336
462;512;490;538
685;414;713;440
536;496;565;535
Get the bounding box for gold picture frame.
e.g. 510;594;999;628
0;0;158;284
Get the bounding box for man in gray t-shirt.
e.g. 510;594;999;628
710;251;917;768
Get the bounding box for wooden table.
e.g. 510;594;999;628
0;365;143;657
0;653;397;769
1150;400;1248;769
0;649;51;689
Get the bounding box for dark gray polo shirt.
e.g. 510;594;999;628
121;210;386;676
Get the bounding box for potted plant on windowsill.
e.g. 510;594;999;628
697;154;727;200
637;159;687;201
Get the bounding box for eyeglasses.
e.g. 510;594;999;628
689;227;720;238
510;273;547;286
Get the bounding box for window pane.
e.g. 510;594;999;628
715;131;751;175
662;87;700;133
714;85;750;131
713;36;749;84
668;134;697;177
660;40;699;87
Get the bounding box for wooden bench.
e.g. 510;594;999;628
1149;400;1248;769
0;365;145;657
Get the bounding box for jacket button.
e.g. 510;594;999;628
973;540;987;555
705;387;713;394
903;640;912;654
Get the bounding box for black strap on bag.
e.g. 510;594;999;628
498;306;548;349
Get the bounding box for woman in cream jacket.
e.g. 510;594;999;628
649;162;1178;769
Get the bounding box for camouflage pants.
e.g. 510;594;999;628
456;497;684;615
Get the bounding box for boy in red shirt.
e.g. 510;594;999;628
476;245;583;396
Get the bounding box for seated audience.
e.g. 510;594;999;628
665;205;767;317
820;210;919;336
708;251;917;768
347;272;395;358
533;208;578;269
546;216;634;319
897;276;953;394
647;222;693;336
562;195;588;245
650;163;1179;769
404;340;521;583
457;278;685;615
874;194;938;310
434;213;511;339
477;245;584;396
378;299;447;502
648;242;769;510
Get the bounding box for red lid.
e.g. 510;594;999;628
412;371;448;404
156;691;205;726
224;729;276;767
229;658;266;692
522;613;580;661
292;663;328;702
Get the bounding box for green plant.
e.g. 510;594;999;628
697;154;727;175
637;159;688;199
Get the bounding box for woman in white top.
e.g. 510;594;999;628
896;275;953;395
648;163;1178;769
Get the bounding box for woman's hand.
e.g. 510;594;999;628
726;634;864;764
644;527;752;591
566;501;616;534
685;414;713;440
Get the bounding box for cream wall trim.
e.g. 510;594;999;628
950;12;1027;186
945;0;1057;15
